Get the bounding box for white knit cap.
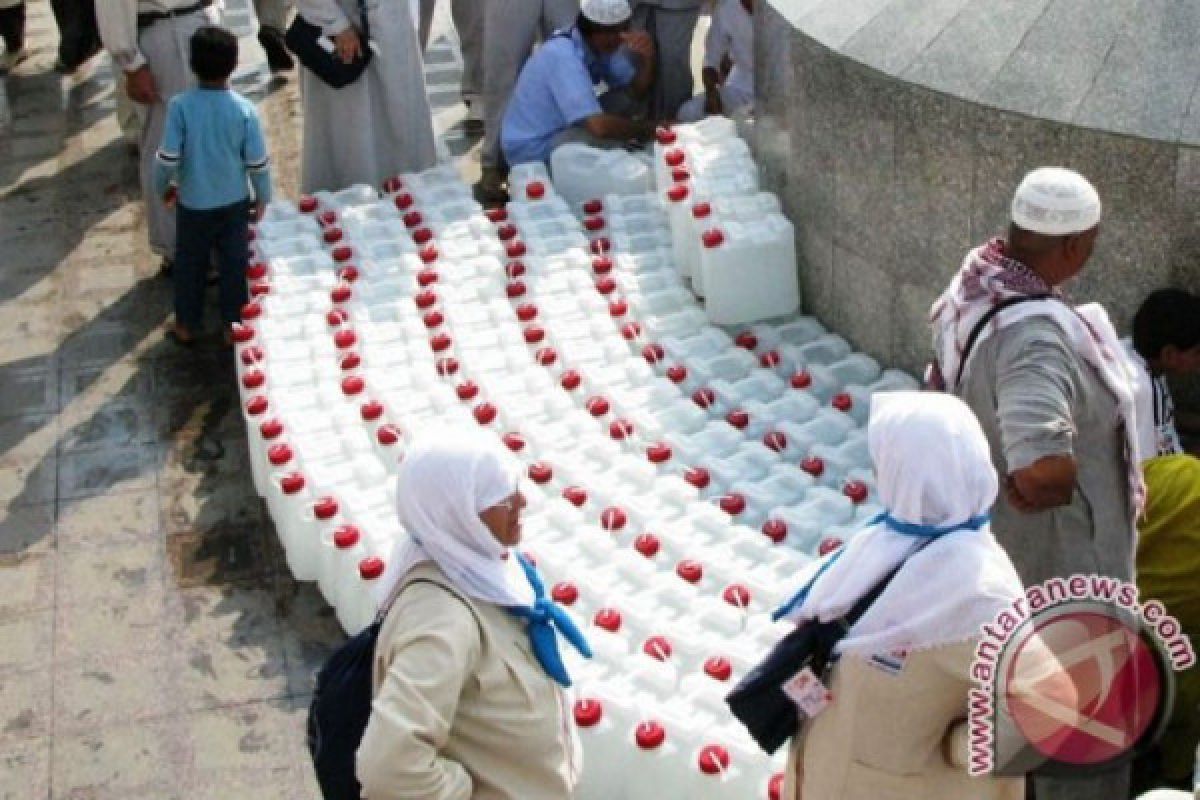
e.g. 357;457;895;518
581;0;632;25
1010;167;1102;236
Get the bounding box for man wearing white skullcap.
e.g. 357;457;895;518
500;0;663;168
930;168;1142;800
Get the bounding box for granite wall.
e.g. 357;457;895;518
754;0;1200;405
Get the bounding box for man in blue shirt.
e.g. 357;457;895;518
501;0;658;167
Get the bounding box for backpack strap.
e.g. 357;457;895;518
954;294;1054;388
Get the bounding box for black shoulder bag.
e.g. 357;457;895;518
286;0;372;89
725;545;929;755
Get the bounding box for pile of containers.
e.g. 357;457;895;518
240;122;917;799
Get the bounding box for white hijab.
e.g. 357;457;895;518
778;391;1024;656
376;426;535;608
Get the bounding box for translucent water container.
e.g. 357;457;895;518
696;214;799;325
551;144;654;210
337;554;386;634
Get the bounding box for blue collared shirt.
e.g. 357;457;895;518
501;27;638;166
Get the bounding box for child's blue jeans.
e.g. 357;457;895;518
174;199;251;332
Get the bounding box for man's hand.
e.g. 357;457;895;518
1006;454;1078;512
621;30;655;62
126;66;160;105
333;27;363;64
163;185;178;209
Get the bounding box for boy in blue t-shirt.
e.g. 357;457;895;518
154;26;272;346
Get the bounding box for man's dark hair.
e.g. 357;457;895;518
576;12;628;37
190;25;238;82
1132;288;1200;360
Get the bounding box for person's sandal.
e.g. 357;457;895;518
166;328;196;348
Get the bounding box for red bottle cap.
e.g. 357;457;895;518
562;486;587;507
664;148;685;167
763;431;787;452
584;216;606;231
726;409;750;429
592;256;614;274
314;496;338;520
503;432;526;452
403;210;423;228
819;536;844;556
595;276;617;295
723;584;751;608
516;303;538;322
359;557;385;580
684;466;710;489
497;223;518;241
692;388;717;409
334;329;357;349
528;462;553;484
676;560;703;583
593;608;621;632
331;285;352;304
656;126;677;144
259;418;284;440
326;308;349;327
621;322;642;340
231;323;255;343
337;265;359;283
760;350;782;368
430;333;453;353
536;347;558;366
526;181;546;199
735;331;758;350
418;245;439;264
692;202;712;218
377;425;401;446
341;375;365;395
280;472;305;494
704;656;733;682
506;241;527;258
643;636;673;661
485;207;507;222
646;442;672;464
240;302;262;320
240;345;265;366
523;325;545;344
586;396;610;417
801;457;825;477
551;582;578;605
456;381;479;401
636;720;667;749
843;480;869;504
666;364;688;384
506;280;527;299
332;246;353;262
698;745;730;775
298;195;319;213
415;289;438;309
642;343;665;364
423;310;444;329
435;357;459;376
267;443;293;466
609;300;629;318
560;370;582;391
412;227;433;245
667;184;689;203
720;493;747;515
473;402;497;425
394;192;414;210
242;370;265;390
791;370;813;389
323;227;343;244
417;268;439;287
583;199;604;214
573;699;602;727
334;525;361;548
245;395;269;415
609;419;634;440
599;506;627;531
634;533;660;557
762;519;788;543
832;393;853;412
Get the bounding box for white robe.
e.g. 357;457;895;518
296;0;437;192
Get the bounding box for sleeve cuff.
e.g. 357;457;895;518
118;52;147;73
1005;435;1075;473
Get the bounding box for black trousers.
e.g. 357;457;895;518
0;2;25;53
48;0;99;69
175;200;251;331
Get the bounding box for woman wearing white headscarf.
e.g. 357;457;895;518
778;391;1030;800
356;428;590;800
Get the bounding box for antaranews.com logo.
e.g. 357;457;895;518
968;574;1195;777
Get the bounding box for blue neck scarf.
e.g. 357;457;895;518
772;511;990;621
506;553;592;687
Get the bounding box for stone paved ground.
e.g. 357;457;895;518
0;2;471;797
